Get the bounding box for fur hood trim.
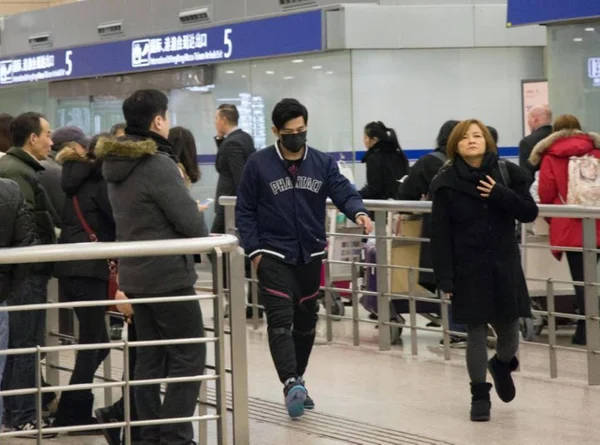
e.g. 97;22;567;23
529;130;600;166
95;137;157;160
56;147;92;165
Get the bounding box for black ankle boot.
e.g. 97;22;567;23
488;355;519;403
470;382;492;422
55;393;102;435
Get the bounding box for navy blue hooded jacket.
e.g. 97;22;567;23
236;144;368;265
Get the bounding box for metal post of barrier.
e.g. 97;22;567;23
212;248;228;445
36;347;43;444
198;382;208;445
546;279;558;379
351;262;360;346
408;267;418;356
375;210;391;351
103;313;114;406
251;266;260;330
224;204;237;315
123;341;132;445
520;222;528;273
229;247;249;445
45;278;60;386
440;290;451;361
224;205;237;237
324;259;334;343
582;218;600;385
73;311;80;342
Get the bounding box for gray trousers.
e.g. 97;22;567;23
467;320;520;383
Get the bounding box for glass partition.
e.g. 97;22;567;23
547;22;600;130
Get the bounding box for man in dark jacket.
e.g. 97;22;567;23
96;89;208;445
0;111;59;436
236;98;372;419
518;105;553;177
0;178;38;430
212;103;256;233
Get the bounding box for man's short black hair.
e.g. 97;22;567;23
110;122;126;136
217;104;239;126
10;112;44;148
272;99;308;130
122;90;168;131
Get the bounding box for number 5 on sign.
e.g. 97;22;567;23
65;50;73;76
224;29;233;58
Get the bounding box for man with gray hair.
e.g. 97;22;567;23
519;105;553;177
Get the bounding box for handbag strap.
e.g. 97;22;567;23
72;196;98;242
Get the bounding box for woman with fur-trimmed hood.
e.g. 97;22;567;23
529;114;600;345
53;132;116;430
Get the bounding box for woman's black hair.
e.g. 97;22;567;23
436;120;460;149
168;126;201;184
364;121;409;168
364;121;401;148
487;126;499;144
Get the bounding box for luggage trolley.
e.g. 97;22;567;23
360;214;442;344
318;209;364;317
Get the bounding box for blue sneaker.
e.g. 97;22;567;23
284;378;307;419
298;377;315;410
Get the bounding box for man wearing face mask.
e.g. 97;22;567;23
236;98;373;419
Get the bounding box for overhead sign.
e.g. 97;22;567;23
0;10;323;87
507;0;600;27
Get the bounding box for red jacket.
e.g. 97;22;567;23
529;130;600;259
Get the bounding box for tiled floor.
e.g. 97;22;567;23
2;285;599;445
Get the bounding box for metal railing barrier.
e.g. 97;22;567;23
0;235;249;445
220;196;600;386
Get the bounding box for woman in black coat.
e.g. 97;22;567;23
53;133;116;430
430;119;537;422
359;121;409;200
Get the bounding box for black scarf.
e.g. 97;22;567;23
453;152;498;184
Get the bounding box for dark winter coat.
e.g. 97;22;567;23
96;129;208;295
518;125;553;177
53;148;116;281
359;141;409;200
430;153;538;325
0;147;59;274
397;148;447;293
39;152;66;220
0;147;59;246
529;130;600;259
0;178;38;302
214;129;256;218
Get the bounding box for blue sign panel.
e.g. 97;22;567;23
0;10;322;87
507;0;600;27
